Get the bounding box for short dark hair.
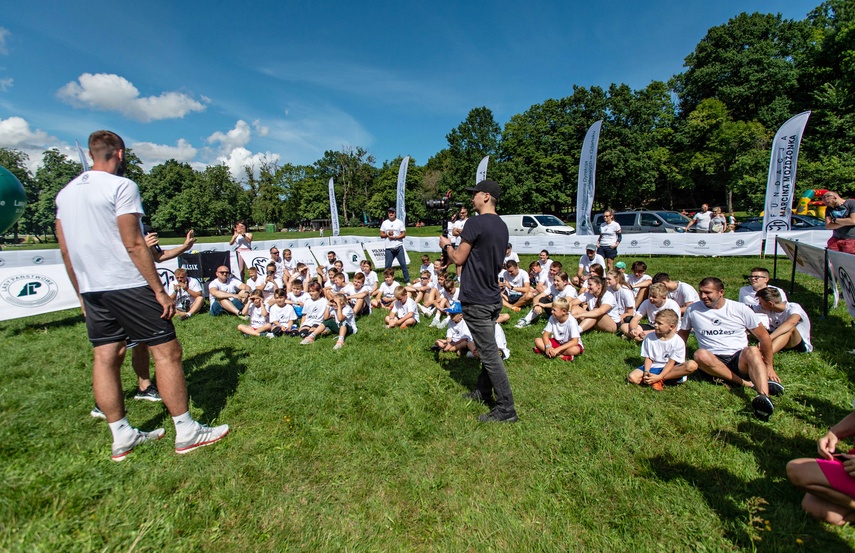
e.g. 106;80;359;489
699;276;724;291
651;272;671;284
88;130;124;162
756;287;782;303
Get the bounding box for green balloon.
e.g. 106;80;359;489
0;165;28;234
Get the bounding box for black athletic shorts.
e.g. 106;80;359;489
81;286;176;347
714;350;744;375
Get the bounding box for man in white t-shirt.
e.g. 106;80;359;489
268;246;286;280
668;277;781;421
55;129;228;461
380;207;409;283
596;210;622;271
167;268;204;318
685;204;713;233
208;265;250;316
451;207;468;246
738;267;787;308
500;259;531;310
572;245;606;287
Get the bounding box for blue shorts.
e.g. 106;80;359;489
210;297;243;316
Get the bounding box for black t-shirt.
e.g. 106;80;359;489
458;213;508;305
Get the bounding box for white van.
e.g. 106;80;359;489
500;214;575;237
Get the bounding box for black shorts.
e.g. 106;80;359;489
714;351;744;376
640;323;654;331
598;245;619;259
81;286;176;347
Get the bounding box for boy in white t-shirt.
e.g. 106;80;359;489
516;271;577;328
431;302;476;357
755;287;813;354
386;286;419;329
360;259;379;292
268;289;297;337
651;272;700;315
343;272;371;316
301;293;357;349
627;309;686;390
533;298;584;362
622;283;682;343
371;268;400;310
626;261;653;308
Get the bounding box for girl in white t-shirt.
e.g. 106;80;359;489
571;276;618;333
237;290;271;337
268;289;297;337
607;270;636;326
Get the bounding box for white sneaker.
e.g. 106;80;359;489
111;428;166;462
425;307;436;317
501;348;511;360
300;336;314;345
417;304;430;315
175;423;230;454
266;332;276;339
439;316;450;328
429;316;440;328
333;340;344;350
515;319;529;329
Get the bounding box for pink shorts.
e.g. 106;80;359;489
817;449;855;499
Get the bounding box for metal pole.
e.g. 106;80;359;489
772;237;778;280
790;242;798;297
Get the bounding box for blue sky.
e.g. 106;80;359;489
0;1;819;178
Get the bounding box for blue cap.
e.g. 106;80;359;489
444;301;462;315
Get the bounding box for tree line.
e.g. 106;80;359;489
2;1;854;239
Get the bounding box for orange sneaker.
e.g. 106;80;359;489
651;380;665;391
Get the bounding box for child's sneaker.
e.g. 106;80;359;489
438;316;450;328
560;354;574;362
300;336;314;345
333;340;344;350
651;380;665;391
515;319;529;329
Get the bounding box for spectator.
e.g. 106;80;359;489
380;207;409;283
572;244;606;288
597;210;622;271
738;268;787;308
209;266;250;316
822;191;855;254
685;204;712;233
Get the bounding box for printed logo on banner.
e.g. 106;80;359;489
573;241;581;248
32;256;44;264
157;268;176;289
662;240;672;248
697;240;707;248
251;257;270;273
736;240;745;247
524;241;530;247
838;267;855;303
631;240;638;247
0;274;59;308
548;241;555;247
423;241;430;247
766;220;790;233
345;249;361;263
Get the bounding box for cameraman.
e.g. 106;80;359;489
439;180;517;423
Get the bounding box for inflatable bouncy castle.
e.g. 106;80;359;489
796;189;829;219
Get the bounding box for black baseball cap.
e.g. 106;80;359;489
465;179;501;200
387;207;396;213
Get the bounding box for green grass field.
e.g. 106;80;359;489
2;254;854;552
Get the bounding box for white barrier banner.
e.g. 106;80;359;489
308;245;365;273
240;248;318;276
764;229;830;254
363;240;410;270
828;249;855;318
0;263;80;321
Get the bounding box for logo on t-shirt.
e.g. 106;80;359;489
712;318;722;326
0;274;59;308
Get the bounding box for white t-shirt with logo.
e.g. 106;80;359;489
209;277;244;296
681;299;760;356
447;318;472;343
578;253;606;276
670;281;700;307
246;303;268;328
756;301;813;352
640;333;686;366
300;296;329;327
549;283;577;300
611;286;636;316
362;270;379;290
269;304;297;327
378;280;401;300
55;171;147;293
626;273;652;297
598;221;622;247
636;298;682;328
579;290;616;314
166;278;202;309
501;269;530;290
544;315;583;346
380;218;406;248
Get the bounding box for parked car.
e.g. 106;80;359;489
734;215;825;232
500;214;575;236
592;210;691;233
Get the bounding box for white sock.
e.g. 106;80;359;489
108;417;137;444
433;312;441;322
172;411;197;441
524;310;536;323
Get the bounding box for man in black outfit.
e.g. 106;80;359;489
439;180;517;423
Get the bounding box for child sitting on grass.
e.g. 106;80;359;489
301;293;357;349
430;276;459;328
343;272;371;316
516;271;576;328
533;297;584;361
431;302;476;357
621;283;682;343
371;268;400;310
626;309;686;391
407;270;436;308
386;286;419;329
297;281;328;338
237;290;272;337
268;288;297;337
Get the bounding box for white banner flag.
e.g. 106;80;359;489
476;156;489;183
762;112;811;239
75;140;90;172
828;250;855;319
328;178;340;237
576;120;602;236
396;156;409;226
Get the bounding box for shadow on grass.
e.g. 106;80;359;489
435;353;480;391
647;420;852;551
2;311;85;337
137;346;246;429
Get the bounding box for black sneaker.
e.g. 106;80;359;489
462;390;495;408
134;384;162;402
430;345;442;352
767;381;785;397
752;394;774;422
478;408;518;423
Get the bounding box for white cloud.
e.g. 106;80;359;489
131;138;198;168
0;77;12;91
218;147;280;180
207;119;252;150
0;116;56;149
0;28;9;55
56;73;207;122
252;119;269;137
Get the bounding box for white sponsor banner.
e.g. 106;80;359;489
240;248;318;275
762;111;811;239
308;245;365;273
764;229;830;254
363;240;410;270
576;120;602;236
396;156;409;226
476;156;489;183
828;249;855;318
777;237;839;308
404;236;442;254
0;263;80;321
328;178;340;237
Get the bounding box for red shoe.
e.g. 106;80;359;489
651;380;664;391
533;347;543;354
561;355;574;362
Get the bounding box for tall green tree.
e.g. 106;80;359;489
139;159;196;227
33;149;82;239
313;146;376;224
439;107;502;199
